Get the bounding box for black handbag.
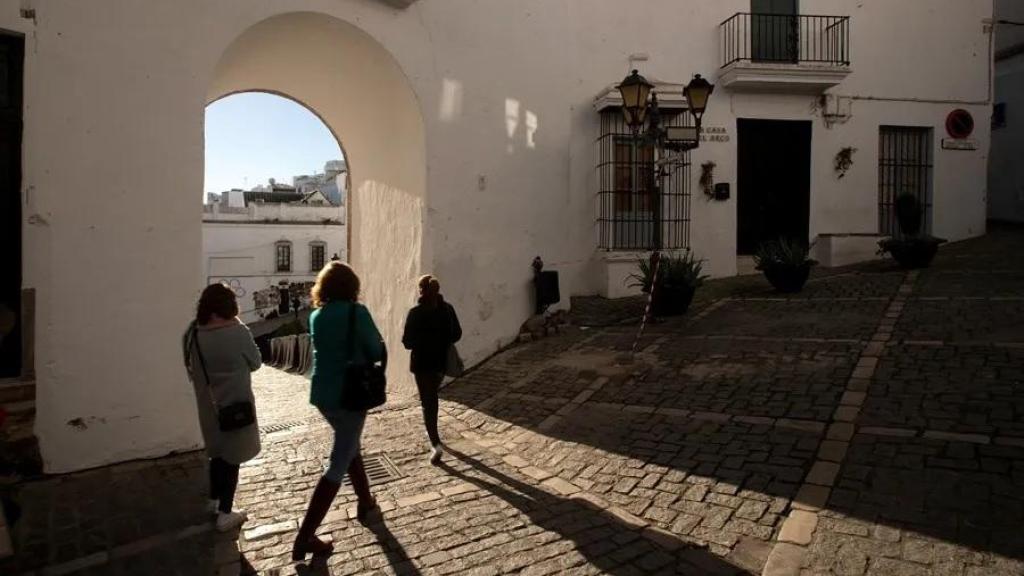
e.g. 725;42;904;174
444;305;464;378
340;304;387;411
191;325;257;432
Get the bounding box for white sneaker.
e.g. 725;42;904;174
429;444;443;465
215;511;248;532
206;499;219;516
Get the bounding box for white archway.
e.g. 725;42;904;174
208;12;428;392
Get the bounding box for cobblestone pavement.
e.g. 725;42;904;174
2;226;1024;575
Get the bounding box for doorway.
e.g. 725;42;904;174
0;33;23;378
751;0;799;63
736;119;812;255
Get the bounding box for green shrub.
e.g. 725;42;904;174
754;237;817;271
627;250;709;293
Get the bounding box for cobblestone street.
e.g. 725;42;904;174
2;227;1023;575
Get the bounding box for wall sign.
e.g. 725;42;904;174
941;138;977;151
700;126;730;143
945;109;974;139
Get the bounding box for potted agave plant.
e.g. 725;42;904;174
627;250;708;316
755;237;817;293
877;193;946;269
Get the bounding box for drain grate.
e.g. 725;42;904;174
259;418;314;434
340;452;403;488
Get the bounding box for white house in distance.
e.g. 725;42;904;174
4;0;995;472
293;159;348;206
203;179;346;323
989;0;1024;223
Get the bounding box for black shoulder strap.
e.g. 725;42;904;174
345;302;359;359
191;325;221;409
191;325;213;388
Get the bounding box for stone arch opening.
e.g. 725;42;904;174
207;11;428;392
203;90;349;319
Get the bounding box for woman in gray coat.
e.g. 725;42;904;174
183;283;262;532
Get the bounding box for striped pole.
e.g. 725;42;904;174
631;250;661;355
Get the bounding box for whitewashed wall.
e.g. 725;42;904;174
5;0;992;472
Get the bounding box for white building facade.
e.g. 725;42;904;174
293;159;348;206
3;0;994;472
203;190;346;323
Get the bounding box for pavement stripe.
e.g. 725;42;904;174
761;269;919;576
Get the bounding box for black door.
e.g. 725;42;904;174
0;34;23;378
736;119;812;255
751;0;799;62
278;287;290;315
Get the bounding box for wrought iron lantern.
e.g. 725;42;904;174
683;74;714;125
616;70;654;135
616;71;715;151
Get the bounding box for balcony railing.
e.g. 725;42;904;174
721;13;850;68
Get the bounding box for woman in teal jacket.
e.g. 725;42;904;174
292;261;385;561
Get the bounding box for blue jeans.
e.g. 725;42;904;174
317;407;367;483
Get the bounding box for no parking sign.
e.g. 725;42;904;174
945;109;974;139
942;109;978;150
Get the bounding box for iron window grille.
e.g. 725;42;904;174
275;241;292;273
310;242;325;272
597;110;691;251
720;13;850;68
878;126;933;237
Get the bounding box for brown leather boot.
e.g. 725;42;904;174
348;454;378;521
292;477;340;561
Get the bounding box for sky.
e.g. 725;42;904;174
204;92;343;196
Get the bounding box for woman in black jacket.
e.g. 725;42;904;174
402;275;462;464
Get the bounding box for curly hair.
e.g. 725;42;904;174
311;261;360;307
196;283;239;324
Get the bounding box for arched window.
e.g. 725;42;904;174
309;241;326;272
275;240;292;273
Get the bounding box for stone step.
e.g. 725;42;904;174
0;379;34;404
0;379;41;476
1;399;35;416
2;411;35;441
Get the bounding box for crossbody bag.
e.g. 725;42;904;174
340;304;387;411
444;304;464;378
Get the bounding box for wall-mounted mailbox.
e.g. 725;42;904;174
714;183;730;200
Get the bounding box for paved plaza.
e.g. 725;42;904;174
2;226;1023;575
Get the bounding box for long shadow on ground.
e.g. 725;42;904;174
441;446;753;575
440;227;1024;569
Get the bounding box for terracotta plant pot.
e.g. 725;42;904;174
879;237;945;269
762;264;812;293
651;285;695;317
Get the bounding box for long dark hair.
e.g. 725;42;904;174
196;283;238;324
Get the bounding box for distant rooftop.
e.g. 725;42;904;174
243;191;305;205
